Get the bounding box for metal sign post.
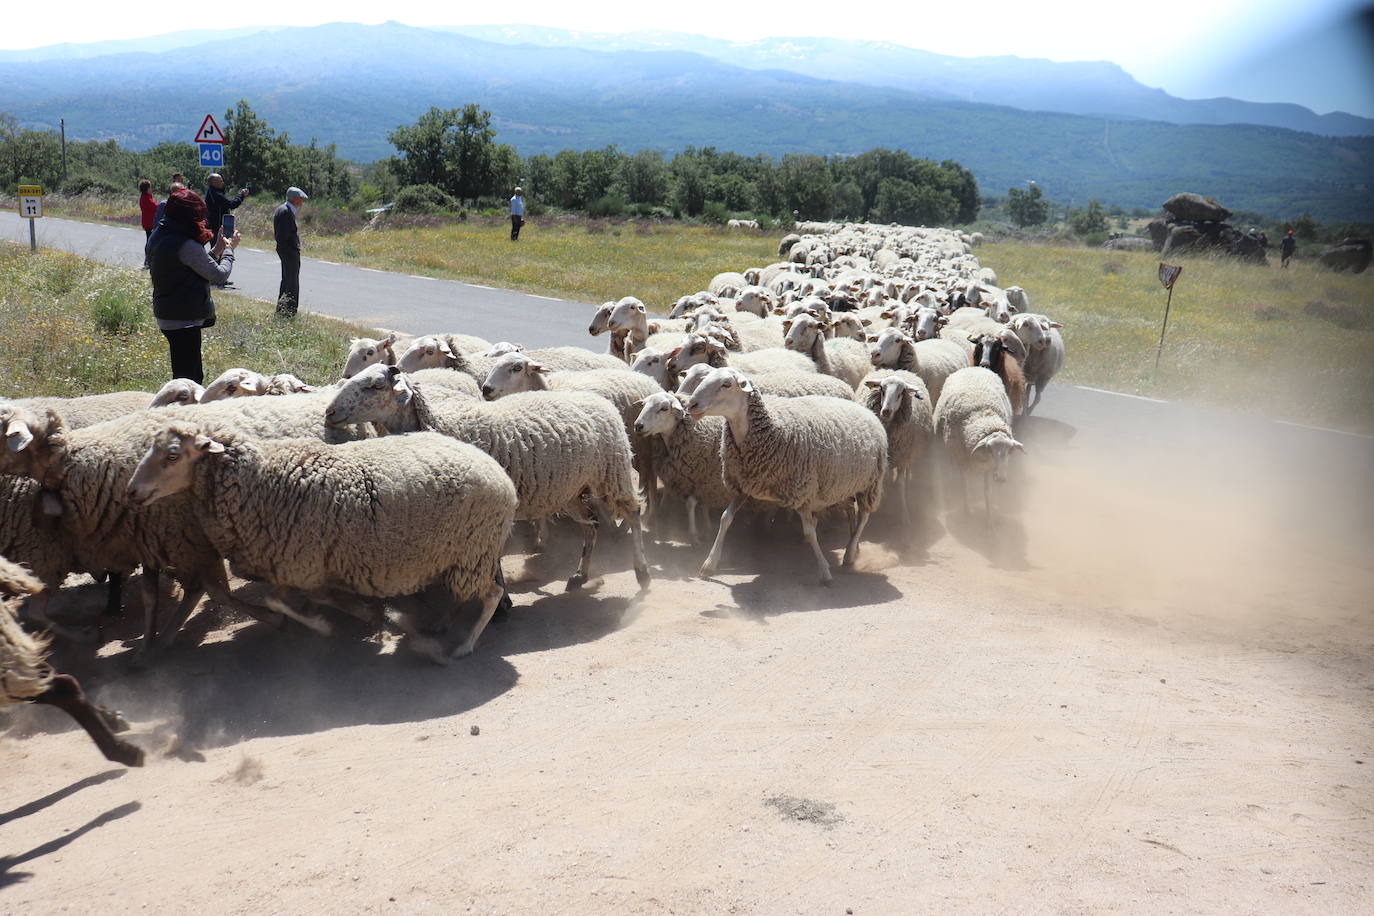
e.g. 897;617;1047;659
1155;262;1183;372
17;184;43;252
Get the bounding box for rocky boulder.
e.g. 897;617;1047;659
1146;218;1171;251
1161;224;1204;258
1163;193;1232;223
1318;238;1372;274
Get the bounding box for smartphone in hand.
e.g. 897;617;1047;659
221;214;236;236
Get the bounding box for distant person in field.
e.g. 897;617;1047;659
273;186;307;316
510;186;524;241
145;188;239;384
1280;229;1296;268
204;172;249;239
153;179;187;229
138;179;156;267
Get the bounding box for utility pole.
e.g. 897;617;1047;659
59;119;67;184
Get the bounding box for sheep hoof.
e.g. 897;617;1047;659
408;636;450;666
566;573;588;591
698;562;716;579
635;565;651;588
818;574;834;587
109;741;146;768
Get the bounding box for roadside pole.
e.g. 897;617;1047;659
18;184;43;252
1155;262;1183;373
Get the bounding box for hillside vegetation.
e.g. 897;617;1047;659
1;22;1370;220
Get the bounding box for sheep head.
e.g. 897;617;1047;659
127;424;226;506
480;353;550;400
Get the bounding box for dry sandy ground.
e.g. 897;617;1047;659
2;411;1371;913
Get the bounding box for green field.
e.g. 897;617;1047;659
977;243;1374;432
0;243;367;399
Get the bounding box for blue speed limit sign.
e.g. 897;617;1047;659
198;142;224;167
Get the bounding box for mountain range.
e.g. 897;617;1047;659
1;22;1370;220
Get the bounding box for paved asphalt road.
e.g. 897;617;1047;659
6;211;1371;545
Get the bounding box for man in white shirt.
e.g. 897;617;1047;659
510;187;525;241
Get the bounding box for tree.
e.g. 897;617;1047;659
0;112;62;188
778;154;833;221
832;181;864;220
1006;183;1049;228
387;104;502;203
1068;199;1109;237
706;172;755;211
875;177;958;226
450;104;498;204
670;150;708;216
223;99;293;194
616;150;668;205
1292;212;1318;240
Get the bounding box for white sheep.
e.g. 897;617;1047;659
633;391;732;544
128;424;517;662
782;314;869;389
1012;315;1065;415
200;368;269;401
709;271;748;298
932;367;1024;518
149;378;206;407
867;327;968;404
1;556;145;765
630;347;676;390
341;332;406;379
685;367;888;585
675;363;855;401
327;365;650;591
4;390;153;427
665;332;814;379
857;370;933;528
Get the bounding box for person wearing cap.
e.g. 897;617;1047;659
204;173;249;239
1280;229;1296;268
274;186;308;316
145;187;239;384
509;186;524;241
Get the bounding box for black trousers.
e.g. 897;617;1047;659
510;214;523;240
143;228;152;265
161;326;203;384
277;247;301;315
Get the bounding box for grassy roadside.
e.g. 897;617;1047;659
26;194;781;307
977;242;1374;432
0;242;369;398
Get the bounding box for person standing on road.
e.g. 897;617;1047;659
138;179;157;268
145;188;239;384
204;173;249;239
273;186;307;316
1280;229;1296;268
153;178;186;230
509;186;524;241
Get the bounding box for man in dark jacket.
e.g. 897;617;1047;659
1280;230;1297;268
273;186;307;316
203;173;248;238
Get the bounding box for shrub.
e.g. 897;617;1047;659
755;214;776;231
702;201;728;224
89;274;147;336
64;175;123;197
392;184;457;214
587;194;627;218
1081;231;1109;248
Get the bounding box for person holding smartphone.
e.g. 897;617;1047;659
204;173;248;239
146;188;240;384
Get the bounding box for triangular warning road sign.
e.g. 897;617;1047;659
196;113;225;144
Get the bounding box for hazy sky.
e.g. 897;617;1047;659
7;0;1373;116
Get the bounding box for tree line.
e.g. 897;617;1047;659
3;100;980;225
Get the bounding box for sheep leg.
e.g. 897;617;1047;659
628;509;651;588
102;571;124;618
686;496;701;544
898;472;914;530
138;569;161;646
566;499;600;590
842;508;872;568
30;674;145;767
448;581;506;660
699;495;744;578
798;509;833;586
205;583;287;630
151;582;208;651
533;518;548;551
263;589;335;637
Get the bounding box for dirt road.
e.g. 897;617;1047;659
3;397;1370;912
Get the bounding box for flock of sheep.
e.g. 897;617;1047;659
0;222;1065;767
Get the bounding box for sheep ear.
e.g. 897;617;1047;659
906;383;925;400
772;307;785;315
438;339;457;358
5;418;33;452
1050;321;1063;329
386;366;402;380
381;334;396;350
531;362;551;374
937;316;949;326
861;318;872;326
879;309;894;319
193;434;226;454
666;346;681;358
737;376;754;393
863;379;880;389
866;334;878;343
1011;439;1026;453
782;319;793;335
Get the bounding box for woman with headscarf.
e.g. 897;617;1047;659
144;187;240;384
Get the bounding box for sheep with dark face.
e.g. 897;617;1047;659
970;332;1028;416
